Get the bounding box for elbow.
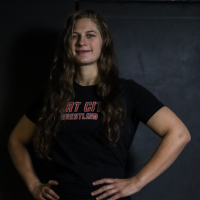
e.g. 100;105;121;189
7;134;19;153
178;127;191;145
184;131;191;143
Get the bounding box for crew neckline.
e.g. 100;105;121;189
73;80;98;87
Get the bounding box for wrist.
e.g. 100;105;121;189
27;179;41;193
130;175;145;191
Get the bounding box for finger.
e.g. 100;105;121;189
96;190;117;200
45;192;59;200
39;193;47;200
48;180;59;185
44;187;60;199
93;178;117;185
92;184;114;196
107;193;121;200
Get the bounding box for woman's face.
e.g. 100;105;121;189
70;18;103;67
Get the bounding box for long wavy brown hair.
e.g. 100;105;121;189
33;9;125;160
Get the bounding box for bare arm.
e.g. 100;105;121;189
90;106;191;199
8;115;40;191
132;106;191;189
8;115;60;200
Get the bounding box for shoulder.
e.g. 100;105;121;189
117;77;146;95
118;77;142;87
117;77;164;110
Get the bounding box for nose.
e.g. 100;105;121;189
77;35;87;46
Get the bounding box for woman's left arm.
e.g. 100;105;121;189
91;106;191;200
132;106;191;189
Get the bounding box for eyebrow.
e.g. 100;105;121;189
73;30;97;34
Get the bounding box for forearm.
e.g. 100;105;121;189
133;129;191;189
8;139;40;193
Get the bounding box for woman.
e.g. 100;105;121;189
8;9;191;200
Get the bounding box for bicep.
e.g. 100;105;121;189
9;114;37;145
146;106;189;138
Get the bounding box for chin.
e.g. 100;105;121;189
75;60;95;66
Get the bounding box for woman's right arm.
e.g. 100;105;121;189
8;114;60;200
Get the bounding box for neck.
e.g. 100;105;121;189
74;64;99;86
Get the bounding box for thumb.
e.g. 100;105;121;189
48;180;59;185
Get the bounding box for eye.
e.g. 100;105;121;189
72;34;95;39
87;34;95;38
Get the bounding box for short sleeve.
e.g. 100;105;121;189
128;79;165;125
25;89;46;124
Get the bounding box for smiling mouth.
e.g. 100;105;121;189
76;50;91;54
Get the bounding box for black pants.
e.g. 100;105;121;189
46;195;132;200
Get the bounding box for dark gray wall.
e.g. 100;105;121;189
1;1;199;200
0;1;75;200
78;1;200;200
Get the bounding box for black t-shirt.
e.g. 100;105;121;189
26;78;165;198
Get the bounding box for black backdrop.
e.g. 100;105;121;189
1;1;200;200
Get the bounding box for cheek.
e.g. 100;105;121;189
70;41;75;49
70;42;76;55
93;41;102;54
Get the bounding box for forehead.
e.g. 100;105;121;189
73;18;100;33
